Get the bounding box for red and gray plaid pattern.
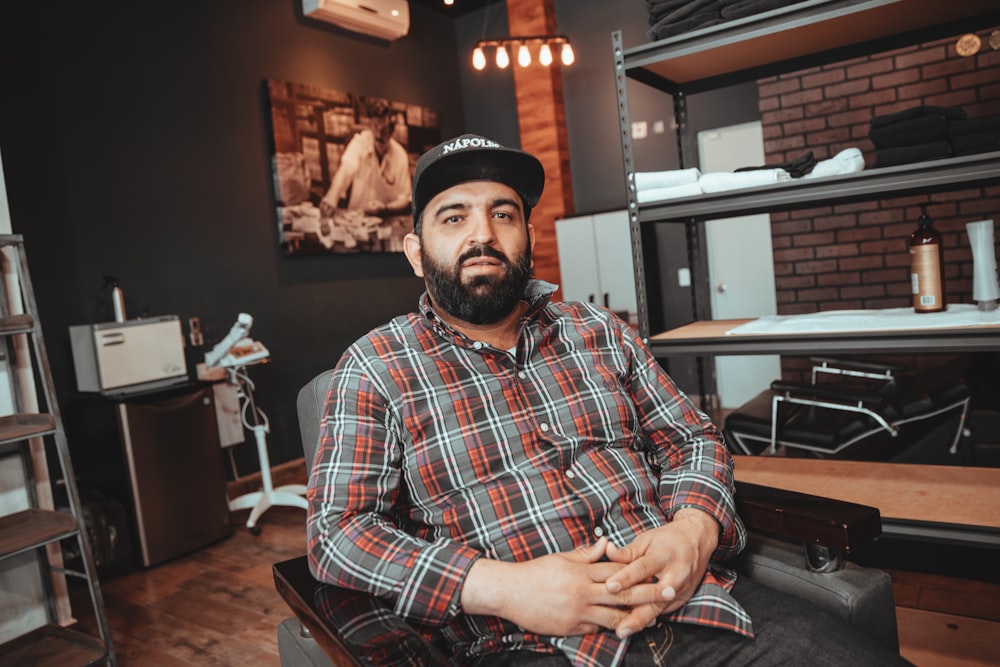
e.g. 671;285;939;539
307;281;752;666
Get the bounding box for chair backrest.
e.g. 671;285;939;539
297;369;335;471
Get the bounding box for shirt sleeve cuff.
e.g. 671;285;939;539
394;542;483;627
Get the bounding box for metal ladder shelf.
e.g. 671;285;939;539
0;234;115;666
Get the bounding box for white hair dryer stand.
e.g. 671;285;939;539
206;313;307;535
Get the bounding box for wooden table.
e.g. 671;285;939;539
734;456;1000;547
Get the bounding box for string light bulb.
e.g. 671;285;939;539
538;43;553;66
561;42;575;66
472;46;486;71
495;44;510;69
518;43;531;67
444;0;455;5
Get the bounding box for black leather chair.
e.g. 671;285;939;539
276;370;900;666
724;357;971;461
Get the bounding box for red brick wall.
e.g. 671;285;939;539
756;27;1000;379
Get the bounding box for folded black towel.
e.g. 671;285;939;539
869;115;950;149
647;0;697;20
951;133;1000;156
648;0;720;25
649;13;723;40
721;0;805;20
869;105;966;130
873;141;950;168
949;115;1000;139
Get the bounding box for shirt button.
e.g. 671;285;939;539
594;526;605;537
566;470;576;479
540;423;550;431
518;371;527;379
472;342;484;349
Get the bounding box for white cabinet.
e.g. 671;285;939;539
556;210;637;323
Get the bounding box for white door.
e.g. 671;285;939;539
697;122;781;409
591;210;637;320
556;211;636;322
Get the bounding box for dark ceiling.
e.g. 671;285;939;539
408;0;500;17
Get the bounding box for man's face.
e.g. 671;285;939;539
403;180;534;325
372;113;394;145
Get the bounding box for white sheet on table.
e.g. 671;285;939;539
725;304;1000;335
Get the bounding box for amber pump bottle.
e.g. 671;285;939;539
909;204;946;313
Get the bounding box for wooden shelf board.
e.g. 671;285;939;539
625;0;999;87
0;413;56;446
0;509;78;559
0;623;108;667
0;314;33;335
733;456;1000;530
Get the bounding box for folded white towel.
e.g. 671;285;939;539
698;169;791;193
634;168;702;191
636;181;704;203
802;147;866;179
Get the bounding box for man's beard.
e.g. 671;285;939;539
422;243;532;325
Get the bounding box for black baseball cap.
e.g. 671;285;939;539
411;134;545;228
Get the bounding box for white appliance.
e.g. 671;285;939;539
301;0;409;41
70;316;188;394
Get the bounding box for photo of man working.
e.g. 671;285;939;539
319;97;412;218
305;134;909;666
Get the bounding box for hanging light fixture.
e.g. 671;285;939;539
471;35;575;71
495;44;510;69
538;42;553;67
517;42;532;67
472;45;487;70
560;41;575;66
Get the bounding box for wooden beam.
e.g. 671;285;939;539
505;0;573;300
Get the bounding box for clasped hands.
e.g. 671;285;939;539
461;508;719;640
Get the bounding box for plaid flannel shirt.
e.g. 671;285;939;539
307;280;751;666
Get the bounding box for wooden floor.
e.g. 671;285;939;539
82;471;1000;667
94;505;306;666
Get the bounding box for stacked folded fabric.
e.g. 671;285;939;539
646;0;723;41
719;0;807;20
633;148;866;203
949;115;1000;157
869;105;965;168
646;0;808;41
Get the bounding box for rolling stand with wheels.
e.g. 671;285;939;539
206;314;307;534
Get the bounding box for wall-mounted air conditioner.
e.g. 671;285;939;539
302;0;410;42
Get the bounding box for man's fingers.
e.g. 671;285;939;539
568;537;609;563
605;555;665;593
615;603;667;639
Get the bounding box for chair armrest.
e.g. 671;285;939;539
735;481;881;553
274;556;454;667
770;380;891;406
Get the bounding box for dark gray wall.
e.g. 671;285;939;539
0;0;760;474
0;1;464;471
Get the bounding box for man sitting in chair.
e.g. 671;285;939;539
306;134;909;666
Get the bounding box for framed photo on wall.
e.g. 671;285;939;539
266;78;440;255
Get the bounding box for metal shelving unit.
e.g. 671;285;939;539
0;235;115;666
612;0;1000;358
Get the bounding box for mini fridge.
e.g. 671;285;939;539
70;383;232;569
